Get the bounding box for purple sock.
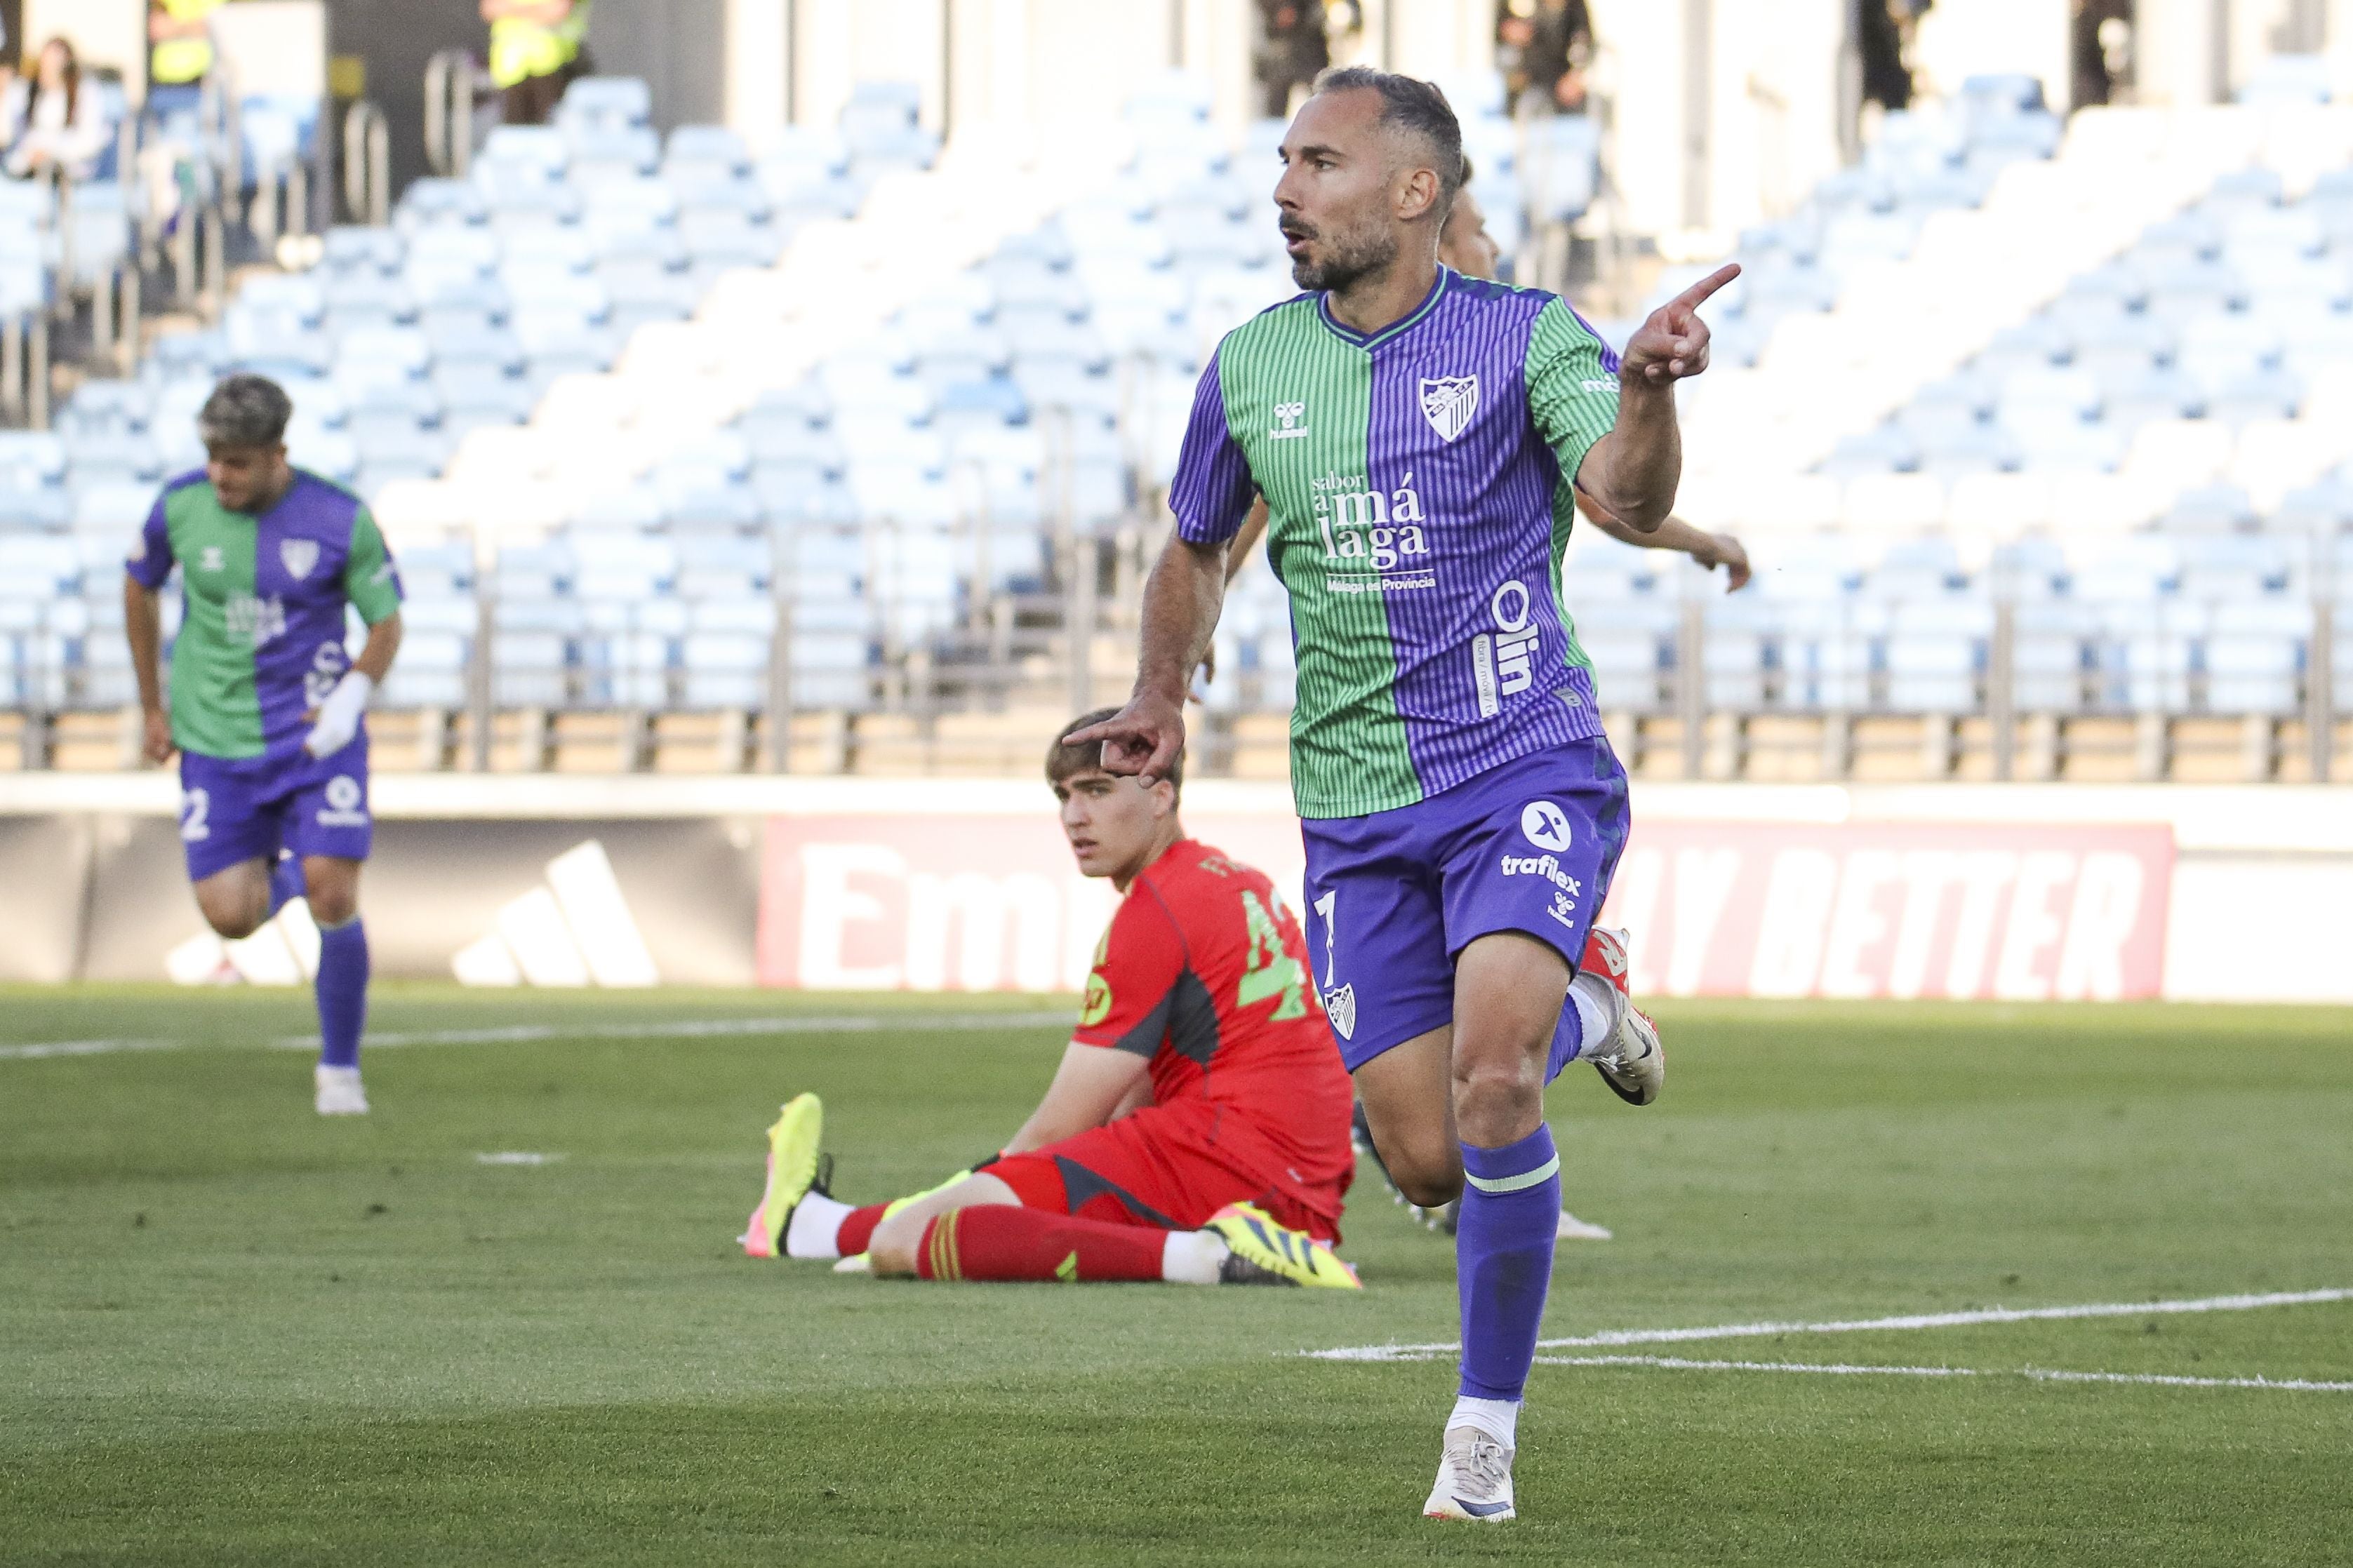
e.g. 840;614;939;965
267;854;305;918
314;917;368;1070
1456;1123;1561;1403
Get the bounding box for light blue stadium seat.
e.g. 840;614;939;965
852;463;957;527
433;364;533;425
324;271;420;333
396;179;489;231
72;481;155;536
0;535;82;596
0;491;69;533
1884;598;1992;712
429;321;526;375
1819;427;1917;478
680;208;785;273
65;429;164;490
405;225;500;293
2208;368;2302;424
324;226;405;275
666;123;751;177
0;431;68;489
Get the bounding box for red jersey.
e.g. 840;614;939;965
1070;838;1356;1202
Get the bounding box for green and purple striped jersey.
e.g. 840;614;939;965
127;470;403;760
1171;268;1622;819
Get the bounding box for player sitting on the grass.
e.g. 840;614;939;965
740;711;1361;1288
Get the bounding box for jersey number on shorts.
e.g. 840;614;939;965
1237;890;1309;1020
180;788;211;843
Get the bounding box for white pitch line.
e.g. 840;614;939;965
0;1010;1076;1063
0;1038;175;1061
1307;1287;2353;1361
1530;1354;2353;1394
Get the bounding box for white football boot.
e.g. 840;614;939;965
314;1064;369;1115
1578;927;1664;1106
1423;1426;1517;1522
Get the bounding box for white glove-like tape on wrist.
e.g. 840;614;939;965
302;670;375;758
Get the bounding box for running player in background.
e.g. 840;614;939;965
742;710;1361;1289
124;375;404;1115
1076;69;1735;1520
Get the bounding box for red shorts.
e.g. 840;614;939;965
986;1099;1347;1244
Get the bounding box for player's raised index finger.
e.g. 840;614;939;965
1671;262;1742;312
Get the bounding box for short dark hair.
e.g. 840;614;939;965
1311;65;1467;210
1046;707;1183;796
198;374;293;449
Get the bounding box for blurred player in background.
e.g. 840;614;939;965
1208;158;1748;1243
1077;69;1735;1521
742;711;1361;1289
124;375;404;1115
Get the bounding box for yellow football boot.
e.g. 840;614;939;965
1206;1202;1362;1289
740;1093;823;1259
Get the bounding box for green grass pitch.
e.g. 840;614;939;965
4;986;2349;1566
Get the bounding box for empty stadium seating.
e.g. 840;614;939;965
5;60;2344;782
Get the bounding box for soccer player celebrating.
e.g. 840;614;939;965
741;711;1361;1289
124;375;404;1115
1214;155;1745;1249
1074;69;1735;1520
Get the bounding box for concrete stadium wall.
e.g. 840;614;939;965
2;775;2345;1003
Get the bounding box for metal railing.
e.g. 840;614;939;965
341;100;392;228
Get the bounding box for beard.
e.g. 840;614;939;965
1286;218;1400;293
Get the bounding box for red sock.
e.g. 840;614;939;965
835;1205;888;1257
914;1207;1166;1283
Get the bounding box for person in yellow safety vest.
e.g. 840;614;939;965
147;0;222;116
480;0;593;127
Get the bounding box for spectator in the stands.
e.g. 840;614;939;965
3;37;111;184
1499;0;1594;114
483;0;595;127
1253;1;1328;119
1860;0;1923;113
147;0;222;119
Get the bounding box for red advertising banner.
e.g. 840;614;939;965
759;812;2173;1002
756;813;1310;992
1597;822;2175;1001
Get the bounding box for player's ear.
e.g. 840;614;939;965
1397;164;1439;223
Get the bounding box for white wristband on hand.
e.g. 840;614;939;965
302;670;375;758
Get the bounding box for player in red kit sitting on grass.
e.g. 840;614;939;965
740;710;1361;1288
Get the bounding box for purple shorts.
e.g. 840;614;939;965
1300;737;1631;1073
177;736;373;883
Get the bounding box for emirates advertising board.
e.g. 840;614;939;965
758;815;2175;1003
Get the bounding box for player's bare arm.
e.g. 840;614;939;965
1577;262;1740;532
1225;496;1268;585
1573;491;1752;591
1001;1043;1150;1154
1069;531;1226;786
124;575;173;765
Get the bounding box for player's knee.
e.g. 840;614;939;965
306;885;358;925
1372;1125;1465;1207
867;1211;924;1277
204;906;267;940
1389;1155;1464;1209
1452;1053;1545;1141
196;886;268;939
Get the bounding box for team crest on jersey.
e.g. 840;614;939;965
1321;983;1357;1040
1419;375;1479;442
279;539;320;581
